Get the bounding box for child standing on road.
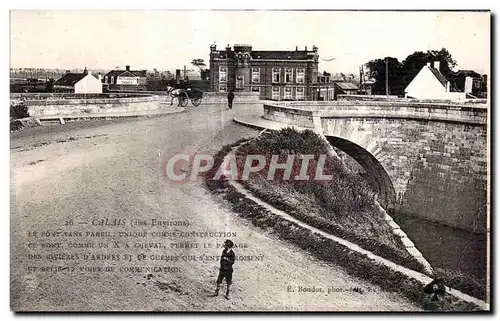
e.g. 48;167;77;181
214;239;235;300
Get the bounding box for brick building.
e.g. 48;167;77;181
209;44;327;100
103;65;147;91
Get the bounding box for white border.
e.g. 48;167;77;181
2;1;497;320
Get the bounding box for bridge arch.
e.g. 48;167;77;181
325;135;396;210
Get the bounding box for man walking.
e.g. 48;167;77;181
214;239;235;300
227;90;235;110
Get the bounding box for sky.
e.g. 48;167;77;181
9;10;490;74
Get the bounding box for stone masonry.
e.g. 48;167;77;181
263;101;488;233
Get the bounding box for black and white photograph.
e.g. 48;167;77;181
8;9;491;312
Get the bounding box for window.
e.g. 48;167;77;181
219;66;227;83
251;86;260;92
236;75;244;90
272;87;280;100
104;76;108;84
285;68;293;83
296;68;305;84
296;87;304;100
284;87;292;100
252;67;260;83
272;68;280;83
110;76;114;84
219;84;227;92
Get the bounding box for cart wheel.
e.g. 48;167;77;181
192;98;202;107
180;94;189;107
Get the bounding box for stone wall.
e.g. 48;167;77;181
263;104;316;128
338;94;488;104
22;95;161;118
202;91;260;104
262;101;488;233
322;117;487;233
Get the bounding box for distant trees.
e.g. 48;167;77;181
365;57;404;96
364;48;458;96
191;59;207;71
191;58;210;80
401;48;457;87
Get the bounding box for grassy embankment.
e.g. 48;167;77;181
237;128;424;272
203;128;486;307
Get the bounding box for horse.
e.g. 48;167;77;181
166;85;187;106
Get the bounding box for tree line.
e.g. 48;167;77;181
364;48;484;96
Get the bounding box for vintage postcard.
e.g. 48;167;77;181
9;10;490;312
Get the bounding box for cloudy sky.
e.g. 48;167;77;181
10;10;490;74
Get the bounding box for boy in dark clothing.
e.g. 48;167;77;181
214;239;235;299
227;91;235;109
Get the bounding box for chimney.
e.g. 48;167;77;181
175;69;181;84
296;46;298;51
434;61;440;71
126;65;130;71
98;73;102;82
305;46;308;51
426;62;431;67
83;66;88;75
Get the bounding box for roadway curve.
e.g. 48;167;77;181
10;104;419;311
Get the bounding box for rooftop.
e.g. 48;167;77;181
427;66;448;87
53;72;87;86
334;82;358;90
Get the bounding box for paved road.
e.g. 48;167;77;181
10;104;419;311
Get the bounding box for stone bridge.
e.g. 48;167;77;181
262;100;488;233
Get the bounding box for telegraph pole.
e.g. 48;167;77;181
385;58;389;97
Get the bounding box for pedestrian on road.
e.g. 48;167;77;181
214;239;235;300
227;90;235;110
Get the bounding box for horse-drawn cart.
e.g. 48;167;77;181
167;86;203;107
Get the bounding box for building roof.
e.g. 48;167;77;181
118;70;137;78
334;82;358;90
214;50;313;60
104;69;147;78
250;51;312;60
428;66;448;87
53;73;86;86
456;70;482;78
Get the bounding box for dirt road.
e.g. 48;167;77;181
10;104;420;311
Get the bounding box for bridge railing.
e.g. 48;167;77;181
263;100;488;125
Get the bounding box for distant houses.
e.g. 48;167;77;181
333;82;358;96
453;70;487;98
404;61;466;101
103;65;147;90
53;67;103;93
